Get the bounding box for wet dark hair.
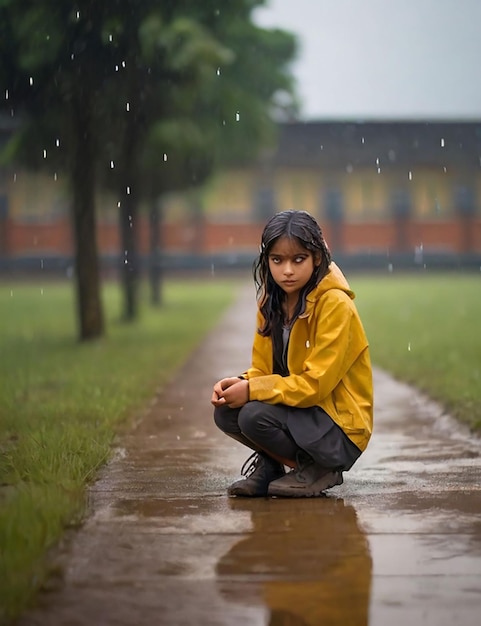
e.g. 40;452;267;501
253;210;332;337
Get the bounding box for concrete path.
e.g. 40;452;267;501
19;283;481;626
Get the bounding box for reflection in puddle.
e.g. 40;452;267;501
216;497;372;625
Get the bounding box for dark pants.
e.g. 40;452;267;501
214;400;361;471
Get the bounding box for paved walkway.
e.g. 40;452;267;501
19;283;481;626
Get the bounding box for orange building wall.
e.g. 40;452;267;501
3;215;481;259
2;164;481;262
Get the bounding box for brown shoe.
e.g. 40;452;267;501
228;452;286;497
268;453;343;498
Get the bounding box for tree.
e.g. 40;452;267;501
99;7;235;319
0;0;119;340
102;0;298;316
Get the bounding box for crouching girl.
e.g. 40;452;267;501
211;210;373;497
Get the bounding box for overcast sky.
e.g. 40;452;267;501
254;0;481;121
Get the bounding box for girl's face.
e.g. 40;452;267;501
267;236;318;299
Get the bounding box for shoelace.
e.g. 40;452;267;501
240;452;260;477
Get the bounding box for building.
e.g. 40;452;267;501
1;120;481;273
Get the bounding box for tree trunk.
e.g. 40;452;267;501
149;196;163;307
71;95;104;341
118;60;142;322
119;185;139;321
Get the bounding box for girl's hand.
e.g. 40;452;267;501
211;377;240;406
211;377;248;408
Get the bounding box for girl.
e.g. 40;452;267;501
211;210;373;497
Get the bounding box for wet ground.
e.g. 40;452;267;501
18;284;481;625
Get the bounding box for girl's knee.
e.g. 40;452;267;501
238;401;264;437
214;405;240;435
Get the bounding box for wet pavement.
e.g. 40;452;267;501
18;283;481;626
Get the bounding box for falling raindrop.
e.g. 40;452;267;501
43;149;47;159
110;160;115;169
163;153;168;161
29;77;34;86
407;342;411;352
126;186;130;194
5;89;8;100
56;138;60;147
235;111;240;122
115;65;119;72
10;290;13;297
414;244;423;264
121;60;126;68
361;136;365;144
40;288;44;295
440;137;445;148
76;10;80;19
126;102;130;112
216;67;221;76
443;166;447;173
377;167;381;174
13;173;17;182
109;34;113;42
408;171;413;181
53;172;57;181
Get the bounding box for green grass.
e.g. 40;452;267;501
350;272;481;431
0;277;237;621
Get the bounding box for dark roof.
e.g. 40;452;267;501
269;121;481;171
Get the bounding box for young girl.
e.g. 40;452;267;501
211;210;373;497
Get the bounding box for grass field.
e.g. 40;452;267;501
350;272;481;431
0;277;237;620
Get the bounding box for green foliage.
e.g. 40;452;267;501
0;278;237;620
0;0;297;190
351;272;481;431
14;6;63;71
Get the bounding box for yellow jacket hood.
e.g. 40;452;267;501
311;261;354;300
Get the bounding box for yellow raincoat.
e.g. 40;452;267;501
243;262;373;452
